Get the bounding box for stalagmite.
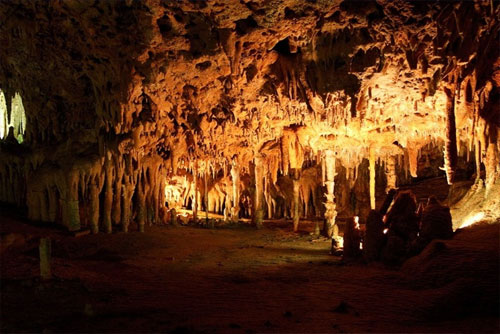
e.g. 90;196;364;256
369;147;376;210
323;150;337;237
253;154;264;228
443;85;458;185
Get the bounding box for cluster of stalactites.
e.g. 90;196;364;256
0;150;169;233
0;89;26;143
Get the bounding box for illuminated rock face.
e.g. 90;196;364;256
0;1;498;232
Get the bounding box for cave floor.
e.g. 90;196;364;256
1;210;499;333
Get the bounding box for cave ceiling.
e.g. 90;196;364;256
0;1;498;211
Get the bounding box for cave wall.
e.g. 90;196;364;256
0;0;498;232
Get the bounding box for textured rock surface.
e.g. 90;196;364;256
0;1;498;232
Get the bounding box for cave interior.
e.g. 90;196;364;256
0;0;499;333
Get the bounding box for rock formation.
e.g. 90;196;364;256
0;1;498;235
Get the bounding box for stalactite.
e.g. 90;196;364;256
292;169;301;232
474;138;482;185
443;85;458;185
230;159;240;222
253;154;264;228
407;145;419;178
204;171;209;225
369;147;376;210
193;161;198;223
323;150;337;237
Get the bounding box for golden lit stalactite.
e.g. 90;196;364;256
407;144;419;178
192;161;198;224
204;170;210;227
230;159;240;222
385;155;397;193
281;134;290;176
323;150;337;238
253;154;265;228
474;137;483;187
443;84;458;185
369;146;376;210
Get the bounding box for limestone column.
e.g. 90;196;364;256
474;138;482;185
253;154;264;228
204;171;210;226
192;162;198;223
230;160;240;222
369;147;376;210
292;169;301;232
323;150;337;237
443;85;458;185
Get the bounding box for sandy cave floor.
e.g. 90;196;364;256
1;208;499;333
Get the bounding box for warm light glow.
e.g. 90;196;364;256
0;90;26;143
354;216;360;229
333;236;344;249
0;89;6;139
459;212;485;229
383;228;389;234
10;92;26;143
